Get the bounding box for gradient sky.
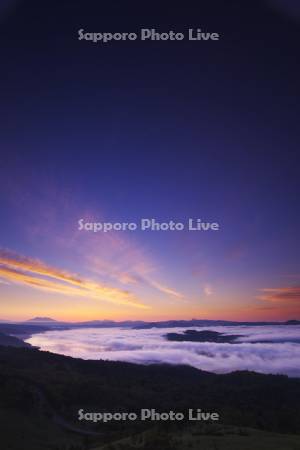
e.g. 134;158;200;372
0;0;299;322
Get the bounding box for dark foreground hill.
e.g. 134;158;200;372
0;332;32;347
0;346;299;450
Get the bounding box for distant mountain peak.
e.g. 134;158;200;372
27;317;57;322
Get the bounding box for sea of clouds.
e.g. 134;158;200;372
26;325;300;377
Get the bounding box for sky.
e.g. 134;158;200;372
0;0;299;322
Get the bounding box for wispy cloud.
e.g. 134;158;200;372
147;279;183;299
257;286;300;303
0;249;148;309
203;284;213;296
87;245;184;300
0;172;185;304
